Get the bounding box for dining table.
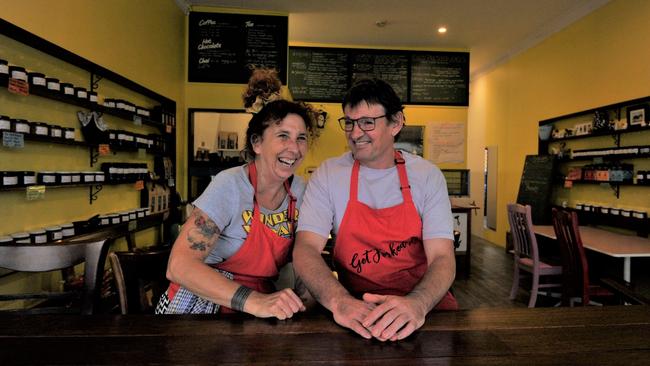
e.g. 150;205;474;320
533;225;650;282
0;306;648;365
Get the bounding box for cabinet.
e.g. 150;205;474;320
538;96;650;236
0;19;177;244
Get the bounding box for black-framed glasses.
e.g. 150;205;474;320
337;115;386;132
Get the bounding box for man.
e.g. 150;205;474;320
293;78;457;342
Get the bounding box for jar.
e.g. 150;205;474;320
136;107;150;117
59;171;72;185
9;66;27;82
21;171;36;186
104;98;116;109
145;208;151;216
70;172;81;184
129;210;137;221
11;232;31;244
0;236;13;245
12;119;31;134
88;91;98;103
632;211;647;220
82;171;95;183
74;87;88;100
61;82;74;96
61;224;75;238
28;72;46;88
575;203;583;210
109;214;121;225
125;101;136;113
31;122;49;136
116;99;126;110
583;204;592;212
30;230;47;244
600;207;610;215
0;115;10;131
38;171;58;185
120;212;130;222
45;77;60;92
98;215;110;226
621;209;631;218
95;171;105;183
49;125;63;139
1;171;19;187
63;127;75;140
0;59;8;80
610;208;620;216
45;226;63;242
136;208;146;218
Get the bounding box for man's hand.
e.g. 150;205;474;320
361;293;427;341
331;295;376;339
246;288;306;320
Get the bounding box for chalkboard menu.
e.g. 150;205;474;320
188;12;288;84
410;52;469;105
288;47;469;105
288;48;349;102
351;51;409;102
516;155;557;225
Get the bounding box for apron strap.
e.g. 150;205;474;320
394;150;413;203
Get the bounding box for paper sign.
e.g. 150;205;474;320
133;115;142;126
98;144;111;155
2;131;24;148
8;78;29;96
26;185;46;200
134;180;144;190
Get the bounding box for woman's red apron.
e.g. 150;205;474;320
168;161;296;313
333;151;457;310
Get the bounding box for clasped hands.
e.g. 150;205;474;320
332;293;427;342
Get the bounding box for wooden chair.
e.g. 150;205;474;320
508;204;562;307
0;238;112;314
108;247;171;314
551;208;614;306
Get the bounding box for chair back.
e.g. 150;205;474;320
0;238;112;314
551;208;590;305
109;247;171;314
507;204;539;264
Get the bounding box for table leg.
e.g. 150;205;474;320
623;257;631;283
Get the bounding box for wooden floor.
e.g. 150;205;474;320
453;235;650;309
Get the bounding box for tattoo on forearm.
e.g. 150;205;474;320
186;212;220;252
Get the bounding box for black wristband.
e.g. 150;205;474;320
231;286;253;312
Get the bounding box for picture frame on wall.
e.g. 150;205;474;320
394;125;424;157
627;105;648;127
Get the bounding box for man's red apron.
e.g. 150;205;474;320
168;161;296;313
333;151;457;310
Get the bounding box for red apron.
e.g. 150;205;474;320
333;151;457;310
169;161;296;313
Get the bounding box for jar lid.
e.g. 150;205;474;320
11;232;30;238
50;124;62;129
60;82;73;87
63;127;74;130
28;72;45;77
0;236;13;243
9;66;26;71
12;118;28;123
40;171;55;174
61;223;73;228
22;171;36;175
74;86;86;91
29;230;46;235
0;115;9;120
0;59;8;64
45;226;62;231
45;77;59;82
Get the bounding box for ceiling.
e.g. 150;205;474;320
181;0;610;79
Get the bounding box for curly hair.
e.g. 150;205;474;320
242;68;282;109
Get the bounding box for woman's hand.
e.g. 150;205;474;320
245;288;306;319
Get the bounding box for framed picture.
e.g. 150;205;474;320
394;125;424;157
627;105;648;127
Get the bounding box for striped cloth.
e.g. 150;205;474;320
155;268;234;314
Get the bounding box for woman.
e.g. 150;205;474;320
156;99;316;319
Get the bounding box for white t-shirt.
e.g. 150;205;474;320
297;151;453;241
193;165;306;265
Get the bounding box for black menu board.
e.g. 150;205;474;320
410;52;469;106
188;12;288;83
351;51;409;102
288;47;469;105
516;155;556;225
288;48;349;102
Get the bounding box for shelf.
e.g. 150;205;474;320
539;96;650;125
557;152;650;162
0;181;146;204
545;125;650;144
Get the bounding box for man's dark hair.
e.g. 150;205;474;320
341;78;404;123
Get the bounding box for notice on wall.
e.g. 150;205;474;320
288;48;349;102
410;52;469;106
188;12;288;84
351;51;409;102
428;122;465;164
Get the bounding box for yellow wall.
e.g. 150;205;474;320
0;1;185;301
468;0;650;246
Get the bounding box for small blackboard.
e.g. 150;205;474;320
351;50;409;102
410;52;469;106
288;47;349;102
516;155;556;225
188;12;288;84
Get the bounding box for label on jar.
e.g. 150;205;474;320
42;175;56;183
60;175;72;183
11;70;27;81
53;232;62;240
0;119;10;130
33;234;47;244
15;123;30;133
83;175;95;182
24;175;36;184
71;174;81;183
77;90;87;99
32;77;46;86
89;94;98;102
62;227;75;237
35;126;48;135
0;64;8;74
65;130;75;139
95;174;105;182
47;82;60;91
51;129;62;138
3;131;24;148
3;176;18;185
111;217;120;224
63;86;74;95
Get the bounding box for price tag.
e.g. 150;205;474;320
98;144;111;155
8;78;29;96
2;131;24;148
128;220;137;231
563;180;573;188
133;115;142;126
26;185;46;200
134;180;145;190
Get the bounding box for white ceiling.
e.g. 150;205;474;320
181;0;610;79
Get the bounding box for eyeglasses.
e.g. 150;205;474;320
337;115;386;132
